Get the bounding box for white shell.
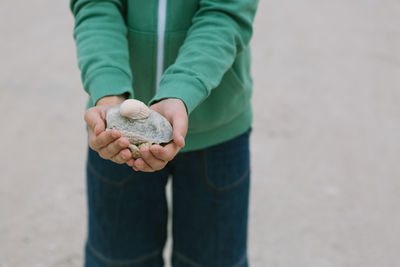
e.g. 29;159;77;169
120;99;150;120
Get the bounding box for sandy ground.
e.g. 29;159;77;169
1;0;399;266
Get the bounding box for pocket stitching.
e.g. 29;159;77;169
202;150;250;194
188;69;247;134
87;161;135;187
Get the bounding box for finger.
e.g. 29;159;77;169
140;147;167;171
126;158;138;170
84;107;106;136
171;114;187;148
150;143;179;162
126;158;135;167
99;137;129;159
133;158;154;172
90;130;121;150
130;160;139;171
111;148;132;164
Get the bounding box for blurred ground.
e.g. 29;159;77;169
1;0;400;266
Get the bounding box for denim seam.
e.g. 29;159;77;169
201;150;250;194
87;242;161;266
87;161;136;187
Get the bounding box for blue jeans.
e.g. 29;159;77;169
85;129;251;267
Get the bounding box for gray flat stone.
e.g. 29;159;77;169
106;105;173;145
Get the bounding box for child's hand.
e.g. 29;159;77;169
84;95;132;164
128;98;188;172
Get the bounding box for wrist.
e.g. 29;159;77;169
152;97;188;115
96;94;128;107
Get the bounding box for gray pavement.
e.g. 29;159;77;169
1;0;399;266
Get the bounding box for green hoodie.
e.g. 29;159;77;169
70;0;258;152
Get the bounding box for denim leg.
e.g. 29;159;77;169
85;148;169;267
171;130;251;267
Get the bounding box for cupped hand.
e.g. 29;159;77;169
128;98;188;172
84;95;132;164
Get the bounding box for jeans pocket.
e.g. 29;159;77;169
86;148;136;187
203;129;251;193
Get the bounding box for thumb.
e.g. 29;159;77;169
171;114;187;148
84;107;106;136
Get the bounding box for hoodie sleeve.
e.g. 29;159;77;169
150;0;259;114
70;0;133;106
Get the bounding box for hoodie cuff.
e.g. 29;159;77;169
85;67;133;106
149;73;208;114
